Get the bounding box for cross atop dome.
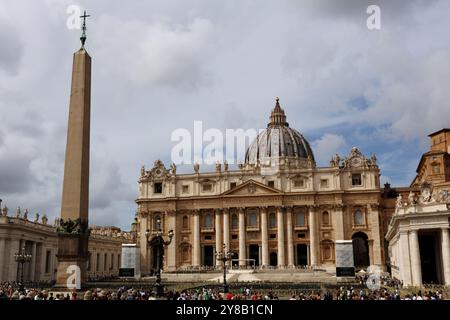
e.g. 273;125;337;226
268;97;289;127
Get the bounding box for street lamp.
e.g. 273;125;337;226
145;217;174;297
215;243;233;293
14;246;32;288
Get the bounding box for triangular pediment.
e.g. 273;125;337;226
221;179;282;196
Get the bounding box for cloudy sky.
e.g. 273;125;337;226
0;0;449;230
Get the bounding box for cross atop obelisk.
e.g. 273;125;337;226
80;10;90;47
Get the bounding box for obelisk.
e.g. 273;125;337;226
55;11;91;289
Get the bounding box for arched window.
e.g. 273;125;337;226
354;209;364;226
322;211;330;226
204;213;213;228
182;216;189;230
296;212;306;227
231;214;238;229
249;212;257;227
269;213;277;228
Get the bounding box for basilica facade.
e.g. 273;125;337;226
136;99;385;274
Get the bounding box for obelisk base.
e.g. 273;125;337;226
55;234;89;289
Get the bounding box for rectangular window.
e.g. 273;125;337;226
232;234;238;240
297;232;306;238
269;233;277;239
248;212;257;227
203;214;213;228
352;173;362;186
320;179;329;188
230;182;237;189
268;181;275;188
296;212;306;227
182;185;189;193
45;250;51;273
293;179;304;188
154;182;163;194
354;210;364;226
202;183;212;192
204;235;212;240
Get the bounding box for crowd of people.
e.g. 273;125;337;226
0;282;446;300
355;273;403;288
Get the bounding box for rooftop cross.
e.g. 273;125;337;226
80;10;91;47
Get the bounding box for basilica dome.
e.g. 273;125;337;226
244;98;315;165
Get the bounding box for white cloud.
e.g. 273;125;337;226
312;134;347;167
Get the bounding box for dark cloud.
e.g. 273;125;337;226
0;152;36;193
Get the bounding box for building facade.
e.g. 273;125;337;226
0;208;132;283
386;129;450;286
136;99;385;274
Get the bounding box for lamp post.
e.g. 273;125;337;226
145;217;174;297
215;243;233;293
14;246;32;289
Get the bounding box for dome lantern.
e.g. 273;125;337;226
268;97;288;127
245;98;315;167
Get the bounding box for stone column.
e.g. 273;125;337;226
277;206;285;267
286;206;294;267
35;244;43;281
167;211;177;271
223;208;230;251
30;242;37;281
441;228;450;285
260;207;269;267
399;231;412;286
369;204;382;266
334;204;344;240
8;239;21;281
223;209;230;267
0;238;6;281
409;230;422;286
308;206;318;267
238;207;246;267
139;214;149;274
192;210;201;267
215;209;222;267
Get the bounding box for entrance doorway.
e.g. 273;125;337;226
270;252;277;266
352;232;370;268
249;245;260;266
419;233;440;284
296;244;308;266
151;245;158;271
203;245;214;267
231;252;239;267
